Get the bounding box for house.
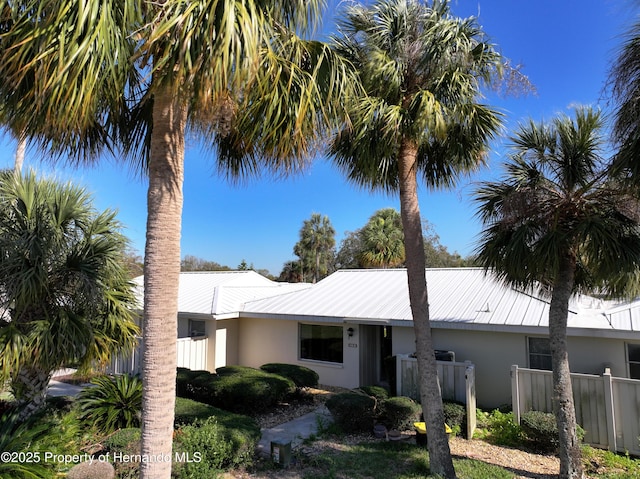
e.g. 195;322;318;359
131;268;640;408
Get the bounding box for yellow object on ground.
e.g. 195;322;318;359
413;422;453;434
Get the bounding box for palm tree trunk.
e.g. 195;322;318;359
397;138;455;479
14;132;26;174
549;251;583;479
140;87;187;479
12;366;52;421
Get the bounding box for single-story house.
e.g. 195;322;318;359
133;268;640;408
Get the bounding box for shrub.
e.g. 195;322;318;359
443;401;466;436
173;417;256;478
483;410;525;447
356;385;389;402
380;396;421;430
103;428;141;453
77;374;142;434
520;410;565;451
0;412;51;479
260;363;319;388
212;366;294;414
176;368;213;402
325;392;376;433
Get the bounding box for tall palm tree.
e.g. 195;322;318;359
0;171;139;421
360;208;405;268
610;14;640;178
329;1;504;475
0;2;353;477
294;213;336;282
474;107;640;479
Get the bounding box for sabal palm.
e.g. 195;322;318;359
360;208;405;268
0;171;138;420
474;107;640;479
0;1;352;477
329;0;503;476
294;213;336;283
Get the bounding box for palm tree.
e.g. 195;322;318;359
329;1;504;475
0;171;139;421
294;213;336;282
610;13;640;178
360;208;405;268
0;2;353;477
474;107;640;479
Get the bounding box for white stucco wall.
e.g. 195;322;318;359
237;317;361;389
392;325;633;408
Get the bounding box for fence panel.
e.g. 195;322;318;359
106;337;208;376
512;365;640;455
612;377;640;455
396;354;477;438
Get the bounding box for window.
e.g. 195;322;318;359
189;319;206;337
528;337;552;370
628;344;640;379
299;324;343;364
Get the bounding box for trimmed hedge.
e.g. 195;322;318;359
325;392;376;433
381;396;421;430
356;385;389;402
520;410;559;451
176;366;295;414
443;401;467;437
260;363;319;388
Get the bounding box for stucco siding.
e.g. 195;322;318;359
238;317;360;388
392;326;631;408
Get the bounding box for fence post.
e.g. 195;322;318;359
465;361;476;439
511;365;521;424
396;354;406;398
602;368;617;453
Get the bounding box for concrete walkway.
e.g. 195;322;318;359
256;405;333;457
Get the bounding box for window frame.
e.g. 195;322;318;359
298;323;344;365
627;343;640;380
527;336;552;371
189;319;207;338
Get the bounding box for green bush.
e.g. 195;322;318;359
260;363;319;388
380;396;421;430
483;410;525;447
443;401;466;436
103;427;141;452
325;392;376;433
77;374;142;434
356;385;389;402
0;412;51;479
176;367;294;414
173;417;256;478
212;366;295;414
519;410;577;452
176;368;214;402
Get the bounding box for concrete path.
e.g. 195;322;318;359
47;379;86;397
256;405;333;457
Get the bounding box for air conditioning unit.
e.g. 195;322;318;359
434;350;455;362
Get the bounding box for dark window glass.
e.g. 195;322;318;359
300;324;343;364
189;320;206;337
528;337;552;371
628;344;640;379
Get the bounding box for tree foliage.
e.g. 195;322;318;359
293;213;336;282
474;107;640;478
0;170;139;419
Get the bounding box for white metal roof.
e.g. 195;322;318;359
133;271;310;317
241;268;640;338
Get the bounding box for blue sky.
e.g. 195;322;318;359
0;0;634;275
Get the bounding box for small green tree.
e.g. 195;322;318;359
293;213;336;282
0;171;139;420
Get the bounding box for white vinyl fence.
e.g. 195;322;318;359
396;354;476;439
107;337;208;376
511;365;640;455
